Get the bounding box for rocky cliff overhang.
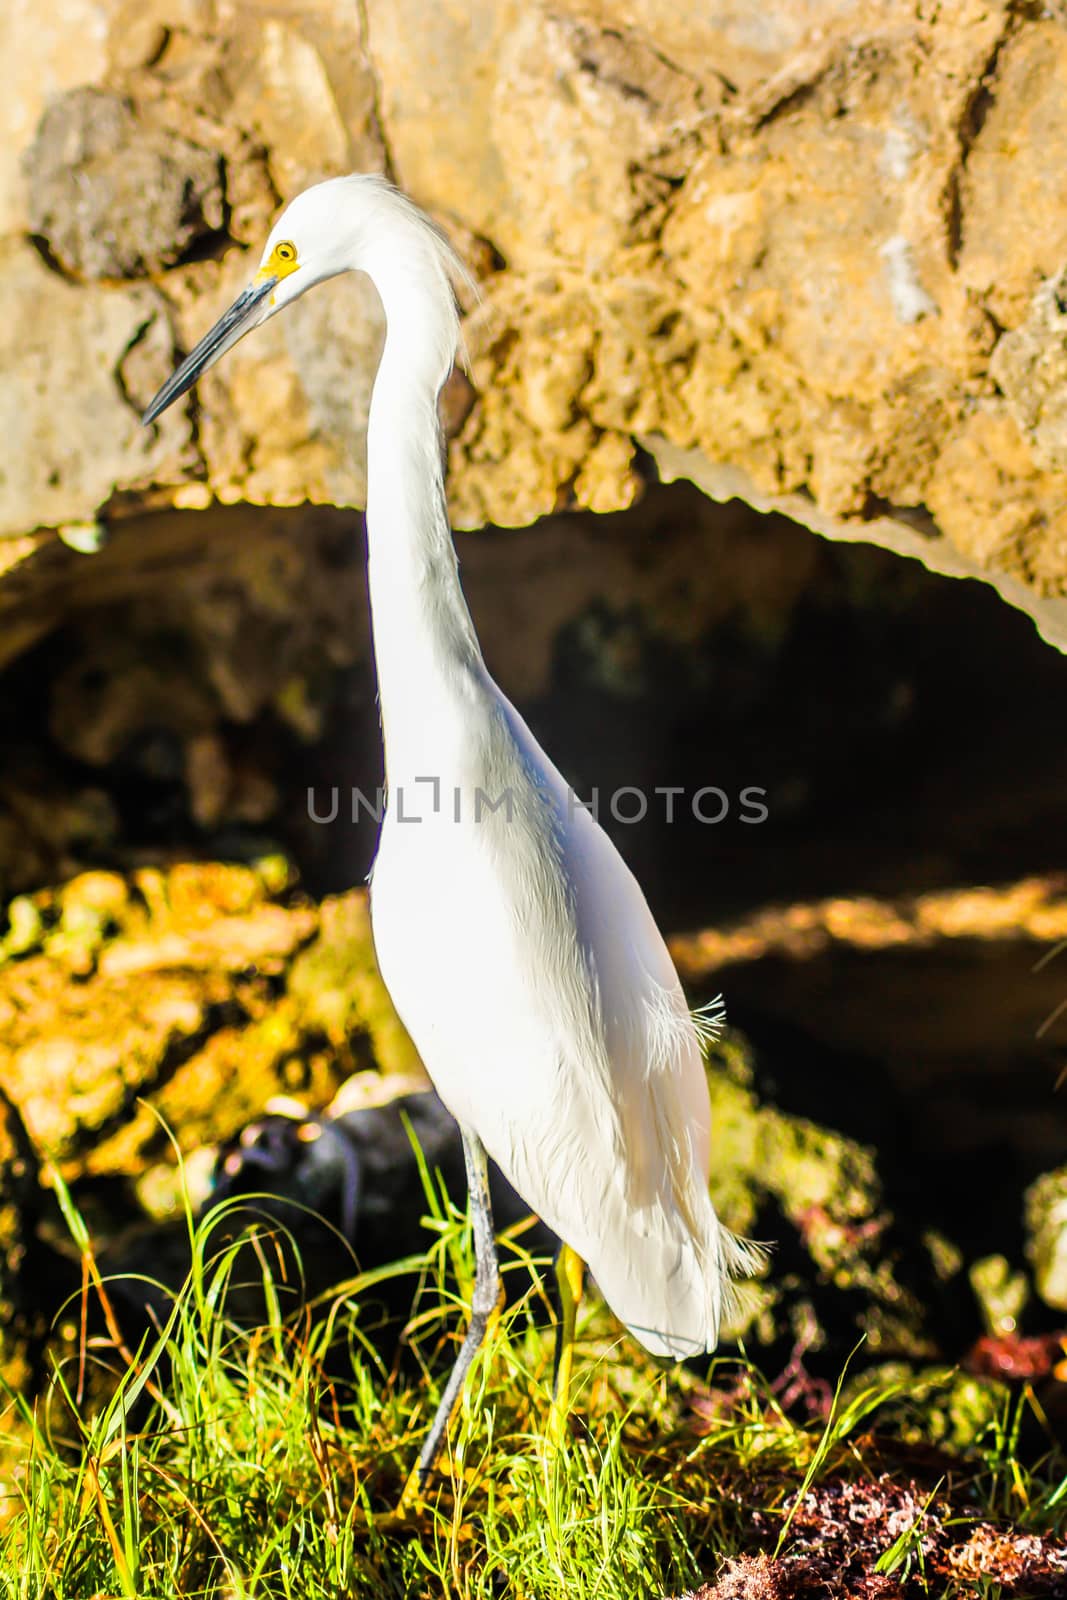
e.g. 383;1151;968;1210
3;0;1067;646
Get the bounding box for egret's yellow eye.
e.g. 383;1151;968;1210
256;240;300;288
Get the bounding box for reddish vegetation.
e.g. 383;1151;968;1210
964;1332;1067;1384
694;1551;901;1600
682;1476;1067;1600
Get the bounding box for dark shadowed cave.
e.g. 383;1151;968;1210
1;479;1066;1383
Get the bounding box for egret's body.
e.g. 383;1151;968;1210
373;705;735;1361
144;174;757;1482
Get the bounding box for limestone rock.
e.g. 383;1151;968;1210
0;239;189;537
673;877;1067;1182
1;0;383;546
990;268;1067;474
3;0;1067;643
0;862;422;1177
670;877;1067;979
24;87;226;280
0;0;111;228
0;499;373;904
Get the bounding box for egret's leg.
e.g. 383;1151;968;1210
548;1243;585;1447
405;1127;503;1498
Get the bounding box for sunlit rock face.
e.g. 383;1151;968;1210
2;0;1067;643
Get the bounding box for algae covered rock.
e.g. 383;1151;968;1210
707;1030;950;1367
1026;1165;1067;1312
0;861;432;1411
0;861;422;1179
969;1254;1030;1338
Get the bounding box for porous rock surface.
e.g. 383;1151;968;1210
0;860;420;1177
3;0;1067;643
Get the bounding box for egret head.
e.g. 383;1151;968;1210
142;174;467;425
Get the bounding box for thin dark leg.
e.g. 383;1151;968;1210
412;1126;502;1489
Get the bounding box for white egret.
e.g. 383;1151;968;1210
143;174;760;1491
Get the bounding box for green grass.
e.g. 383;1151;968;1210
0;1169;1064;1599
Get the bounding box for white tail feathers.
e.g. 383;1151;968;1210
690;994;728;1050
585;1184;768;1362
713;1223;771;1333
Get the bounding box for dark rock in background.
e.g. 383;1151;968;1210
24;88;228;282
0;1087;558;1397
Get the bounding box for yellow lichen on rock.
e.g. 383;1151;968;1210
0;863;421;1178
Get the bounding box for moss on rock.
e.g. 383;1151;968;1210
708;1033;944;1364
0;862;422;1179
1026;1166;1067;1312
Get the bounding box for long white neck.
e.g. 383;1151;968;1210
362;254;484;775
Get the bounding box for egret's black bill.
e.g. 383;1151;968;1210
142;276;277;425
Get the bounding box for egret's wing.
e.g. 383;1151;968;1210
488;701;759;1356
372;686;760;1359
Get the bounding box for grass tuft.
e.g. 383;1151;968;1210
0;1176;1064;1598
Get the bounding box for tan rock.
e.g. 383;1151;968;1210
24;88;226;280
956;23;1067;330
363;0;518;238
2;0;1067;645
0;863;421;1176
0;0;110;227
990;268;1067;474
0;239;190;536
